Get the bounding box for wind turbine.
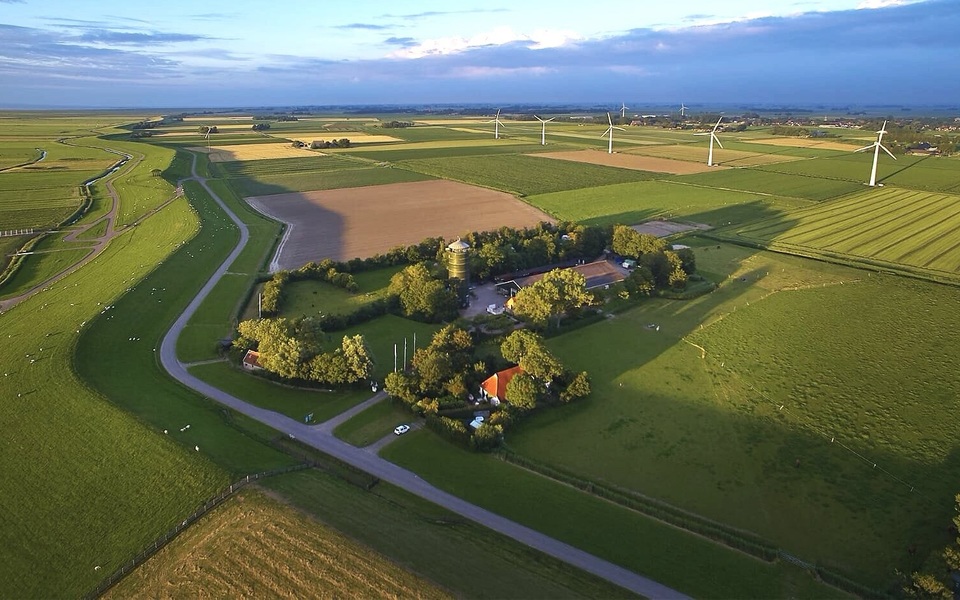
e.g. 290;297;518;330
534;115;555;146
695;117;724;166
486;108;505;139
854;120;896;187
601;112;625;154
680;103;687;118
620;103;629;119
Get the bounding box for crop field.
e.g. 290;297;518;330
0;143;42;169
231;165;433;197
365;125;488;143
189;143;320;162
733;187;960;275
337;142;554;162
743;137;863;152
501;242;960;584
272;132;403;144
398;154;653;196
629;143;805;167
246;180;552;267
535;150;715;174
525;180;810;228
671;168;864;202
106;488;447;599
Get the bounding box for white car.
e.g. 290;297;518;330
394;424;411;436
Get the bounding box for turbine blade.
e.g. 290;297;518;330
880;144;897;160
714;135;723;149
607;112;613;126
713;116;723;131
854;144;874;153
614;126;626;131
694;132;710;136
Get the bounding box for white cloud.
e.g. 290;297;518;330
856;0;923;8
388;26;583;59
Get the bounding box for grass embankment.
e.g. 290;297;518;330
0;195;229;598
382;433;840;599
106;488;449;599
265;469;638;599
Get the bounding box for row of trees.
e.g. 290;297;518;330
310;139;351;149
235;316;373;386
387;263;459;323
611;225;696;292
260;260;358;316
252;123;271;131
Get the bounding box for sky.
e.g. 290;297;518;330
0;0;956;108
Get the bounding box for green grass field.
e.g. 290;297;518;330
500;241;960;585
733;187;960;276
278;265;402;318
525;179;811;228
383;433;840;599
670;167;864;202
398;154;653;196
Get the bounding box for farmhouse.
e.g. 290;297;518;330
496;259;626;297
242;350;264;371
479;365;524;406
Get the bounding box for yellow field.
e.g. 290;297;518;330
629;144;805;167
182;116;253;122
744;137;862;151
274;132;403;144
534;150;717;174
328;138;529;153
415;119;490;125
106;489;447;599
187;143;320;162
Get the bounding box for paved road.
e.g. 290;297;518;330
159;155;690;600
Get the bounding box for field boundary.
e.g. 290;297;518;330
84;462;313;599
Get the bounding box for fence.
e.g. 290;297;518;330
0;228;35;238
84;463;312;599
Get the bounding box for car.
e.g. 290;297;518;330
394;424;411;436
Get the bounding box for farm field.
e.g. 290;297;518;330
272;132;403;144
246;180;552;267
743;137;863;151
503;241;960;585
629;143;805;167
672;168;864;201
398;153;653;196
189;143;320;162
526;179;810;228
106;488;448;599
732;187;960;276
535;149;716;174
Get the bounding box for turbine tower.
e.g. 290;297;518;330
534;115;555;146
680;103;687;118
620;103;629;119
695;117;724;166
487;108;505;139
854;120;896;187
601;112;625;154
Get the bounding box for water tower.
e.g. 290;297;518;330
445;237;471;290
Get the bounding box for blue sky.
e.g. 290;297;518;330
0;0;955;108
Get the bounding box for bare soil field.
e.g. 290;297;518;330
631;220;712;237
246;180;553;269
534;150;717;175
105;489;447;599
188;144;320;162
744;137;862;151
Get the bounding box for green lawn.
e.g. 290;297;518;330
382;433;841;599
334;399;412;447
0;246;91;299
278;265;402;318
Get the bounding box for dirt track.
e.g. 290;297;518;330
246;179;553;270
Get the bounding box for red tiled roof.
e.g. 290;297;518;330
242;350;263;369
481;365;524;400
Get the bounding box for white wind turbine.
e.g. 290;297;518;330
620;103;629;119
601;112;625;154
695;117;724;166
487;108;505;139
680;103;687;118
854;120;896;187
534;115;555;146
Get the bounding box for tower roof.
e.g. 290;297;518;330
447;237;470;251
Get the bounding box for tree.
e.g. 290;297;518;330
505;372;541;410
510;268;593;328
388;263;458;322
560;371;591;403
500;330;563;381
675;247;697;275
341;334;374;382
611;225;665;259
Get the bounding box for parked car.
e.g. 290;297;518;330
394;424;411;436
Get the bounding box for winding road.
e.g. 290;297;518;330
159;156;689;600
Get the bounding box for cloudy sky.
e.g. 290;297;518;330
0;0;955;108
